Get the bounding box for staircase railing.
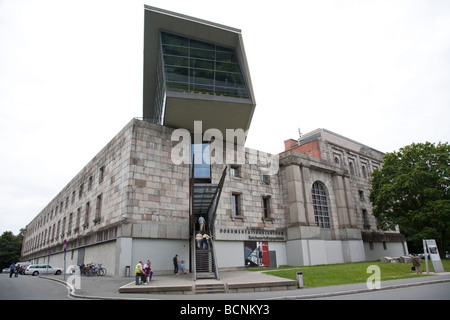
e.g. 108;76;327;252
190;163;227;280
209;236;220;280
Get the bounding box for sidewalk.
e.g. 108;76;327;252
41;270;450;300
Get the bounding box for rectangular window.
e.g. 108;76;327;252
232;193;241;216
359;190;365;201
94;194;102;224
261;174;270;185
83;202;90;229
61;217;66;237
75;207;81;231
263;196;271;219
191;143;211;180
88;176;93;191
79;183;84;199
230;165;241;178
99;166;105;183
68;213;73;234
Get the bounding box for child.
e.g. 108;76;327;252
179;260;186;274
144;260;153;283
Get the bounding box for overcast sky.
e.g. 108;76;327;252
1;0;449;235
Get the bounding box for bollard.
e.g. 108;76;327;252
135;273;140;285
296;272;304;289
125;266;130;277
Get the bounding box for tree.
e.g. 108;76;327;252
370;142;450;257
0;230;24;268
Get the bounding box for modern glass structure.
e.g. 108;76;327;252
161;32;249;99
143;6;256;137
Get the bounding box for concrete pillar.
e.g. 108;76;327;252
115;237;132;277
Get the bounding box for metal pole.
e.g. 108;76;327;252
423;239;429;274
63;239;67;281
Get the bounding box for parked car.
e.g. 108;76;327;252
24;264;62;276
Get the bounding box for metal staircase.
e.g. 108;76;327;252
190;163;227;281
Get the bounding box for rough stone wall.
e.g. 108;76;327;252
22;120;135;259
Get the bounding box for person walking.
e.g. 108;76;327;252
173;254;179;275
198;215;205;232
9;263;15;278
411;254;422;274
196;232;203;249
202;233;210;250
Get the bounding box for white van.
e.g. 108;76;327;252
24;264;62;276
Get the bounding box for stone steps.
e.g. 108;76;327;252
194;282;226;294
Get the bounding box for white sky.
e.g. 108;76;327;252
1;0;449;235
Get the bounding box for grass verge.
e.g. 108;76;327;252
252;259;449;288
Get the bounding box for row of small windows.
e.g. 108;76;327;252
25;166;106;251
231;193;272;220
333;154;379;179
230;165;270;185
230;180;331;230
23;194;103;253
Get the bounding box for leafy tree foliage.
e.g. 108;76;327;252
370;142;450;257
0;230;24;268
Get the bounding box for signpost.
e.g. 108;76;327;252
63;239;67;281
47;251;51;274
423;239;444;273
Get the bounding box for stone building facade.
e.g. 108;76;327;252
20;7;407;276
21;121;408;276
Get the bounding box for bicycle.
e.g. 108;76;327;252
96;264;107;276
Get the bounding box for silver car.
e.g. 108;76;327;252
24;264;62;276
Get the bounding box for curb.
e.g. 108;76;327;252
264;278;450;300
39;275;450;300
39;276;153;300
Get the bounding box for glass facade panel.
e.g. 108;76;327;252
192;143;211;179
160;32;249;98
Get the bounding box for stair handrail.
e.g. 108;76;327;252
209;236;220;280
190;154;197;280
192;227;197;280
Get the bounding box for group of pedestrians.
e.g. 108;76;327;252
8;263;20;278
173;254;186;275
135;260;153;285
134;215;210;284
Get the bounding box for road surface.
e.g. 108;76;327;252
0;273;73;300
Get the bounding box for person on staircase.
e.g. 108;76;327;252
202;233;210;250
196;232;203;249
198;215;205;232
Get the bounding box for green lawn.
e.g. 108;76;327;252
255;259;449;288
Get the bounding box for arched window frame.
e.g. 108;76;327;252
311;181;331;229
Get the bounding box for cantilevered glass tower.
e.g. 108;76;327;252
143;6;256;136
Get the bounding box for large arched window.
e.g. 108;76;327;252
312;181;331;229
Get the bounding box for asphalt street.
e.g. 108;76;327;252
1;272;449;300
0;273;72;300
